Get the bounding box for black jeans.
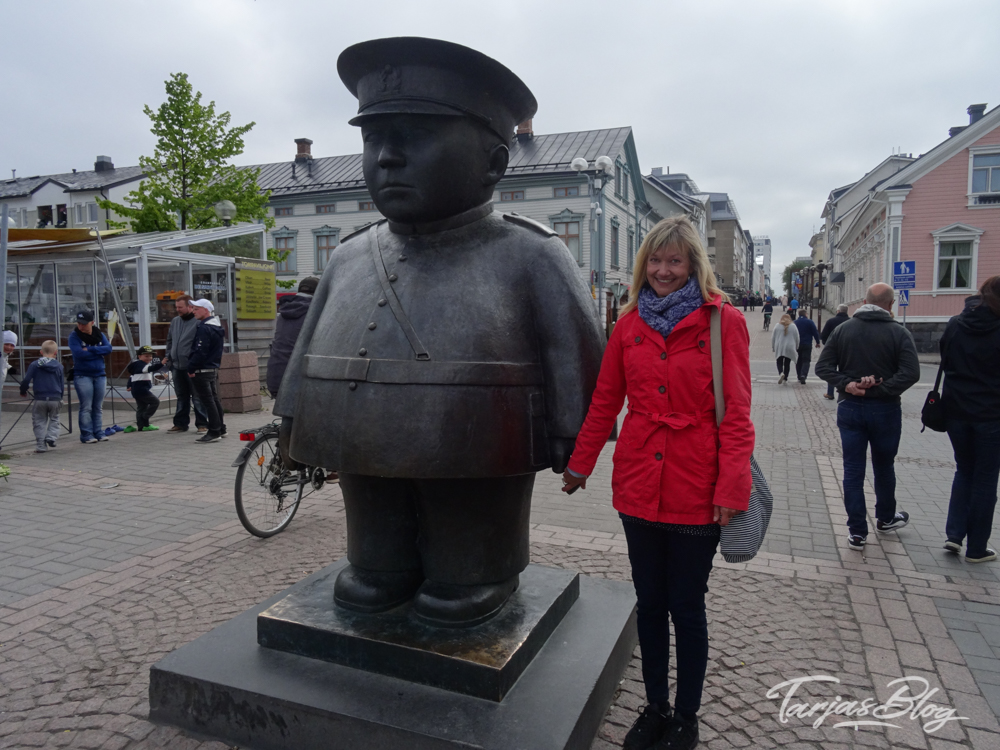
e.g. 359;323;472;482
776;357;791;378
946;419;1000;556
796;346;812;382
172;368;208;429
133;391;160;429
621;516;719;716
189;370;225;436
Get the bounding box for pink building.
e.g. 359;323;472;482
828;103;1000;351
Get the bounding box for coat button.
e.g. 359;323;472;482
659;386;665;394
348;382;357;390
378;298;387;306
398;255;407;261
389;274;398;282
634;336;641;343
358;348;367;357
660;352;666;360
368;322;377;330
699;340;705;348
655;452;663;461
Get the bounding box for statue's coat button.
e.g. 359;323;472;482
378;298;387;306
389;274;398;282
368;322;377;330
359;348;367;356
348;382;357;390
398;255;407;261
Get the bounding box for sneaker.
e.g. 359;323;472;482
848;534;867;550
96;435;110;442
966;549;998;564
82;437;98;444
45;440;56;448
876;511;909;533
124;425;137;433
196;433;222;443
777;374;786;385
798;379;807;384
141;426;159;431
35;446;47;453
167;425;187;433
220;431;228;438
623;704;672;750
823;394;835;400
943;540;962;554
657;713;699;750
197;427;208;433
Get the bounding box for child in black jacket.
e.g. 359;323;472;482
126;346;166;431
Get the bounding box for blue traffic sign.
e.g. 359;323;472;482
893;260;916;290
897;290;909;307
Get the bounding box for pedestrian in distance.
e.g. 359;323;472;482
1;330;17;382
125;345;166;433
266;276;319;398
163;294;209;433
793;309;821;384
562;216;753;750
749;296;756;312
790;297;799;312
815;283;920;551
67;310;112;444
772;313;799;385
820;304;851;399
938;275;1000;563
761;299;773;331
741;294;748;312
186;299;227;443
19;340;64;452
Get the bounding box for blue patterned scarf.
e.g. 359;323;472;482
638;276;704;339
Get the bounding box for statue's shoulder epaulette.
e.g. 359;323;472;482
502;212;558;237
341;219;387;243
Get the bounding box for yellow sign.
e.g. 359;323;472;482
235;259;277;319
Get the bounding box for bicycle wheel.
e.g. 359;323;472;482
235;434;305;537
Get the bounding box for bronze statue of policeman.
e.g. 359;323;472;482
275;37;604;627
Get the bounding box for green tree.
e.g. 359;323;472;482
98;72;273;233
783;259;811;298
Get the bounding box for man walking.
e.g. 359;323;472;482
820;304;851;399
186;299;227;444
266;277;319;397
816;283;920;550
163;295;208;433
793;309;821;384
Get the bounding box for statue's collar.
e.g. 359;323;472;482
387;201;493;236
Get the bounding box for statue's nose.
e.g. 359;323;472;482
378;144;406;169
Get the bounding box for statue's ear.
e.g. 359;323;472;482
483;144;509;187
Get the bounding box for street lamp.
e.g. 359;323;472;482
214;200;237;227
572;155;614;333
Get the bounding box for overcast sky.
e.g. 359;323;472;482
3;0;997;293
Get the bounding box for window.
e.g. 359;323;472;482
74;204;83;225
711;201;729;213
87;203;99;223
553;186;579;198
358;201;376;211
614;163;622;197
972;153;1000;204
272;229;298;274
937;241;972;289
611;221;620;267
554;221;581;262
313;226;340;273
627;229;635;270
501;191;524;201
275;207;293;217
316;204;336;214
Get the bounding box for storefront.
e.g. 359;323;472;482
4;225;267;383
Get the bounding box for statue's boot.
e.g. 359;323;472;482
412;574;520;627
334;564;423;613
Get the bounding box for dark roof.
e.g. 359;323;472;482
0;166;145;199
250;127;635;197
643;174;699;211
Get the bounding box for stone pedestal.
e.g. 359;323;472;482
219;351;262;413
149;558;637;750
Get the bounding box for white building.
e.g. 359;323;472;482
752;235;772;295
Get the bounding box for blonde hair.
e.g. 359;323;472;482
778;314;793;334
40;340;58;355
619;216;729;317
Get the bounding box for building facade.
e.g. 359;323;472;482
752;235;772;297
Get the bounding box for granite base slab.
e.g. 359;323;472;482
149;561;637;750
258;560;579;701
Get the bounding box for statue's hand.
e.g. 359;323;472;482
279;417;300;470
549;437;576;474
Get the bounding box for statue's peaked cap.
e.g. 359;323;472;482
338;37;537;142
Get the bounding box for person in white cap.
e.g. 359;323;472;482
186;299;227;442
1;330;17;382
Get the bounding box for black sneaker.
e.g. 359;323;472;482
45;440;56;448
623;704;672;750
876;511;909;533
943;540;962;554
848;534;866;550
966;549;997;563
196;433;222;443
656;713;699;749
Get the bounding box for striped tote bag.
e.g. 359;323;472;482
710;305;773;563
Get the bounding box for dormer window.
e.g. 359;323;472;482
968;148;1000;206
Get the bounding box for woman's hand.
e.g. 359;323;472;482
561;470;587;494
713;504;742;526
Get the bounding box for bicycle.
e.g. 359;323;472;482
763;313;772;331
232;420;334;537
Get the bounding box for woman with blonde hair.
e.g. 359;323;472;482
771;313;800;385
562;216;754;750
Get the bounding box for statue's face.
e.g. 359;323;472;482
361;114;497;224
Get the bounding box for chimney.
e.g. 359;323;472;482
94;155;114;172
515;119;533;142
294;138;314;162
949;126;967;138
968;103;987;124
651;167;663;177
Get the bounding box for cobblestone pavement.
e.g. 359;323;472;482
1;311;999;749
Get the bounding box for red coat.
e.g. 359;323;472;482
567;297;754;524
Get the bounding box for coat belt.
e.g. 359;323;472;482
628;408;709;448
303;354;544;386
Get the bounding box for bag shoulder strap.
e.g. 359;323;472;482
710;303;726;427
932;359;945;392
367;225;430;361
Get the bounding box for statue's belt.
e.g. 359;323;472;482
303;354;544;386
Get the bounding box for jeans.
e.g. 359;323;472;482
796;346;812;382
945;419;1000;556
621;516;719;716
827;380;836;398
776;357;791;378
837;400;902;537
134;392;160;429
31;399;61;448
74;374;106;442
171;368;208;429
188;370;226;436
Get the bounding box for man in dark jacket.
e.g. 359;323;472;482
186;299;226;443
793;309;821;384
820;304;850;399
816;283;920;550
163;295;208;433
266;277;319;397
